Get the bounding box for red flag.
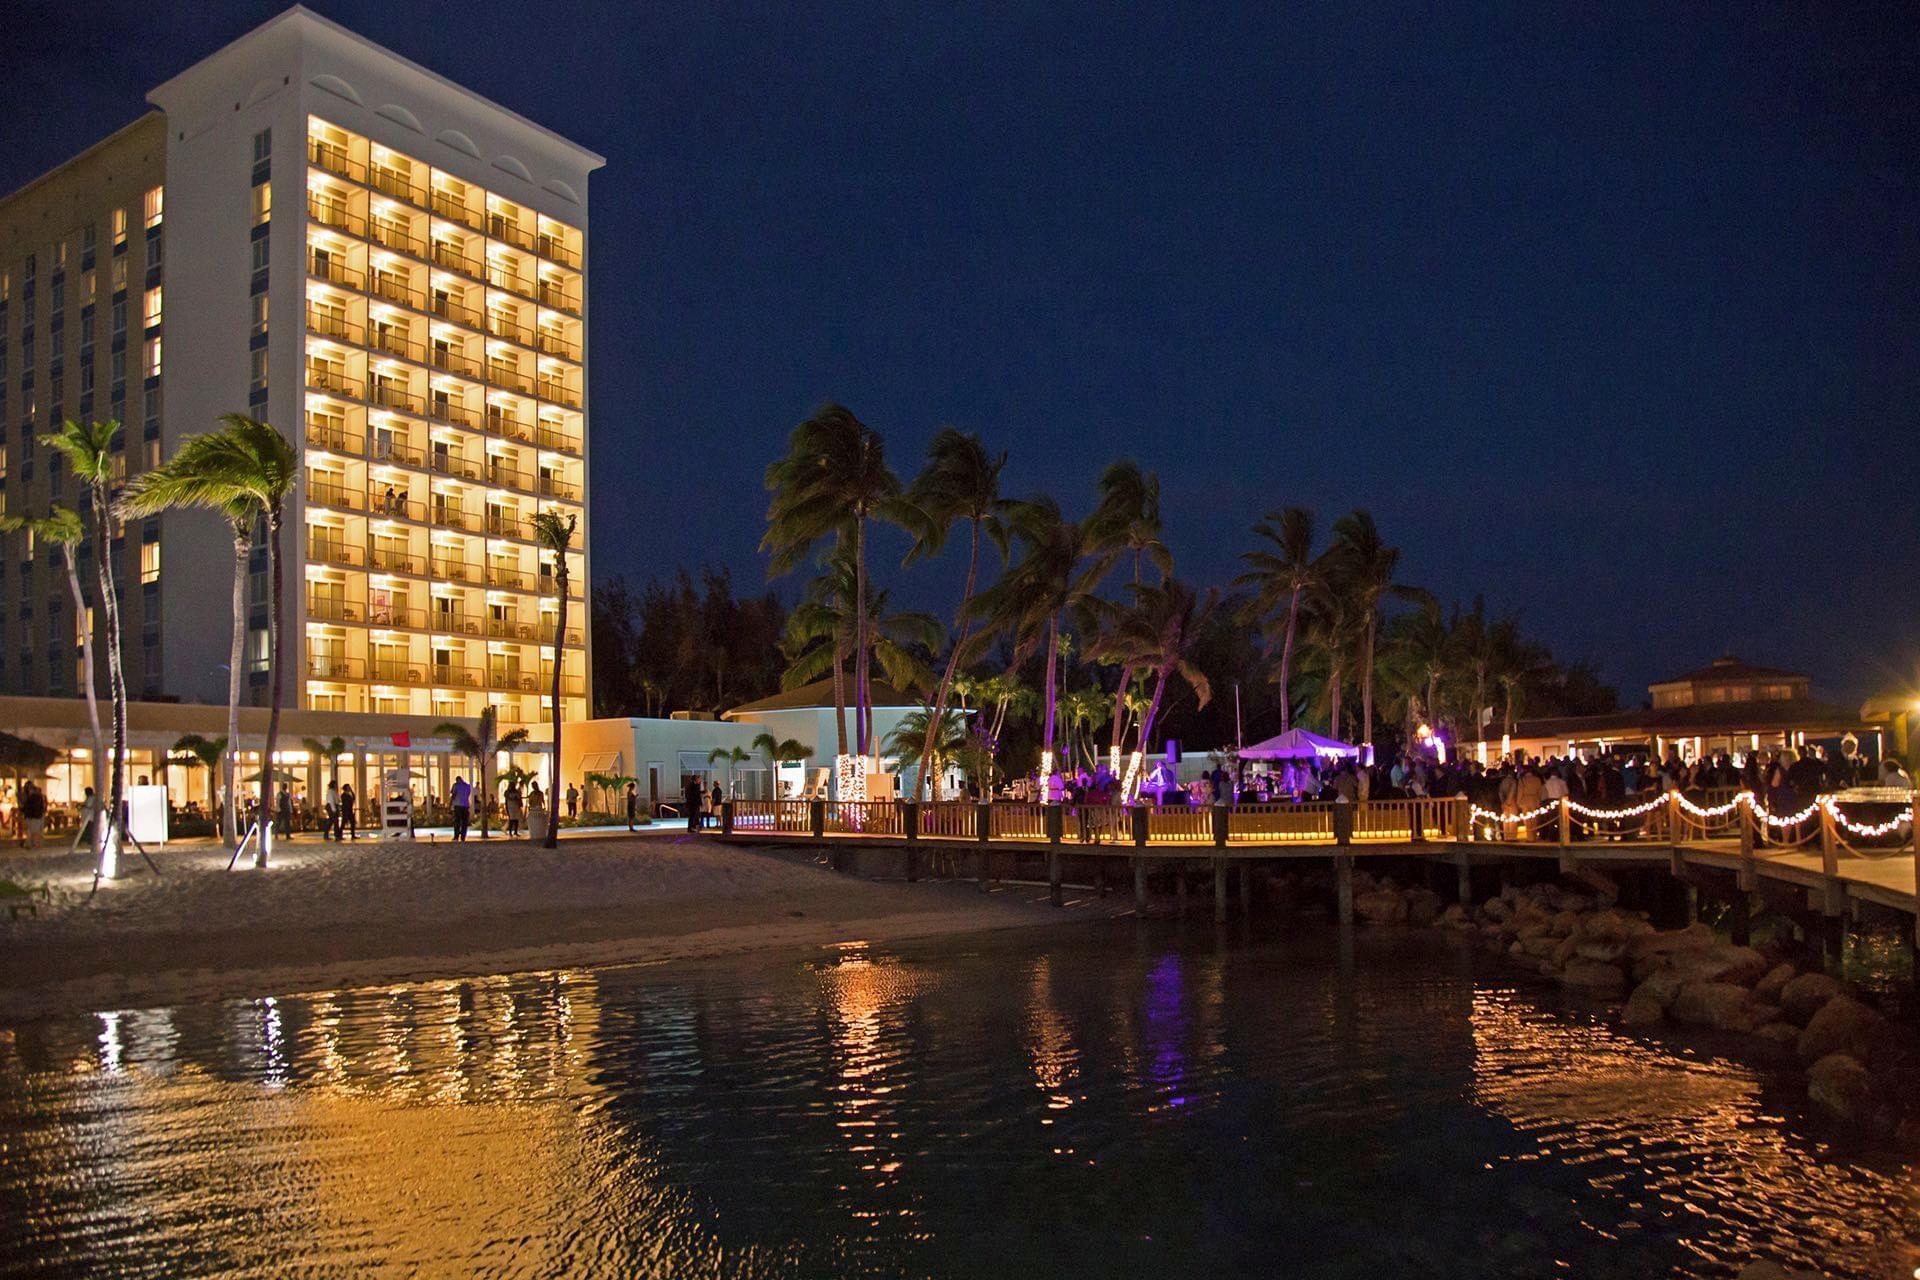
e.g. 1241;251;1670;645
391;732;411;748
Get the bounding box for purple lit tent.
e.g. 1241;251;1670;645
1237;728;1359;761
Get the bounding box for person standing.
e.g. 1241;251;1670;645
20;782;47;849
324;780;340;842
505;779;524;837
566;783;579;820
527;782;547;841
338;782;357;841
449;775;472;842
276;785;294;842
683;775;705;833
625;781;638;831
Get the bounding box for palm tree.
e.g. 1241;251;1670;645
45;419;129;866
170;734;227;834
300;735;348;832
2;507;106;863
1085;460;1173;763
970;497;1094;789
121;414;296;865
431;706;529;838
1448;596;1496;745
583;770;638;816
762;404;901;761
1235;506;1319;734
707;745;752;797
529;509;578;849
881;706;969;799
750;731;815;782
896;429;1009;800
1056;686;1112;772
1090;580;1217;784
1383;601;1451;738
1489;616;1554;738
1326;510;1430;759
782;553;940;740
1298;577;1361;740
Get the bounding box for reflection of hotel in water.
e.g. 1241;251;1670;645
0;7;601;809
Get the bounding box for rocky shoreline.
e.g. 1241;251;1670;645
1342;869;1915;1139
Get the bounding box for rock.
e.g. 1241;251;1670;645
1753;1022;1800;1046
1549;910;1584;936
1626;922;1714;960
1753;962;1796;1005
1778;973;1845;1025
1405;888;1444;925
1574;938;1627;964
1438;903;1472;929
1807;1052;1874;1124
1621;987;1665;1026
1743;1003;1784;1032
1353;889;1408;925
1736;1263;1821;1280
1798;995;1883;1064
1521;934;1562;959
1551;935;1579;967
1508;940;1529;959
1670;982;1752;1031
1561;959;1626;989
1482;897;1512;923
1670;944;1770;987
1635;968;1687;1009
1516;918;1554;942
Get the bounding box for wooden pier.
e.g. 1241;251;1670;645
717;793;1920;935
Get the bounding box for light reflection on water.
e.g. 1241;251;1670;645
1;925;1918;1278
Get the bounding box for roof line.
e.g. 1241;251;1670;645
0;112;164;210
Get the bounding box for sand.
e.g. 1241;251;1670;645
0;832;1127;1020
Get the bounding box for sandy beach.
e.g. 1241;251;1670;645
0;831;1127;1020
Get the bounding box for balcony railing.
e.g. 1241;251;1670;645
487;616;537;641
487;462;533;492
306;475;362;511
431;453;482;481
371;275;425;310
308;255;364;290
535;329;580;361
307;535;365;568
432;190;483;230
535;425;581;454
486;564;529;590
372;328;424;363
309;139;363;182
369;491;423;521
490;267;536;301
431;293;482;327
431;241;481;277
431;346;482;378
538;380;580;409
306;366;363;398
369;219;425;257
536;621;585;647
368;546;422;574
488;361;535;395
489;414;535;444
306;654;363;681
363;604;426;630
429;400;479;430
369;436;423;466
431;613;486;638
371;165;425;206
487;311;536;346
488;669;542;693
536;280;581;313
431;506;477;532
538;574;583;599
489;214;536;251
308;197;365;236
536;233;581;269
486;512;528;540
368;657;424;683
538;476;579;501
371;383;422;413
431;557;479;584
306;597;363;625
307;309;363;344
431;663;486;688
305;418;363;455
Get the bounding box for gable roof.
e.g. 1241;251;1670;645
724;677;919;718
1651;656;1808;687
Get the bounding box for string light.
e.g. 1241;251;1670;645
1821;796;1913;839
1468;789;1915;839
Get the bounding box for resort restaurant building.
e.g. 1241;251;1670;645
1497;657;1876;766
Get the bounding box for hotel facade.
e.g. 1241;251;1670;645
0;8;601;813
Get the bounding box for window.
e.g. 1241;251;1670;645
81;222;96;257
112;208;127;248
112;298;126;335
139;541;160;585
252;181;271;224
112;258;127;292
83;274;95;307
53;240;68;270
249;347;268;391
250;238;269;273
110;350;125;386
253;128;272;163
250;293;269;333
143;437;159;470
143;287;162;328
143;336;160;378
144;187;164;229
145;236;162;271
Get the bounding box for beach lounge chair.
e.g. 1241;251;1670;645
0;879;51;918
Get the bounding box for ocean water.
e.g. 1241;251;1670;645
1;921;1916;1278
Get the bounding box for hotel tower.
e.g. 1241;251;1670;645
0;6;601;741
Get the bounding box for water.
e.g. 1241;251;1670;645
2;922;1917;1278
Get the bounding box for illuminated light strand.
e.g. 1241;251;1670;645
1674;792;1748;819
1755;802;1820;828
1820;797;1914;839
1568;796;1666;820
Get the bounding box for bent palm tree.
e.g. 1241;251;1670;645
1090;580;1217;793
881;706;969;798
431;706;528;839
171;734;228;829
529;509;578;849
46;419;129;871
707;746;751;797
3;507;106;864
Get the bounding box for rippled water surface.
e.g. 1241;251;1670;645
3;923;1918;1278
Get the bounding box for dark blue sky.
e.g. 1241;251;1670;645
8;1;1916;705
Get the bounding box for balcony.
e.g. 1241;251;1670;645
431;506;477;533
306;474;363;512
369;490;423;522
305;418;364;455
536;621;585;647
536;280;580;314
307;597;363;625
364;603;426;629
487;311;535;346
431;556;479;584
307;535;365;568
537;380;581;409
488;214;536;252
369;436;423;467
487;616;537;641
517;673;586;697
431;612;485;638
430;663;485;688
307;309;364;345
431;190;482;230
537;475;579;502
430;346;482;378
307;654;364;681
308;255;365;290
368;545;422;574
489;414;535;444
369;219;425;258
488;361;535;395
538;574;583;599
368;657;424;683
485;563;529;590
535;329;580;361
490;269;537;303
487;461;533;492
429;400;479;430
309;138;364;182
371;328;424;363
486;512;529;540
306;366;364;398
431;453;482;482
371;383;422;414
308;197;365;237
371;164;426;206
431;241;481;277
371;275;425;310
536;233;581;269
535;425;581;454
431;293;482;328
488;669;544;694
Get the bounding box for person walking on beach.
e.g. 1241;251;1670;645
683;775;705;833
566;783;579;820
338;782;357;841
19;782;47;849
324;781;340;842
504;779;524;837
625;782;638;831
449;775;472;842
276;786;293;841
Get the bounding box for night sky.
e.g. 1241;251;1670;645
7;2;1916;706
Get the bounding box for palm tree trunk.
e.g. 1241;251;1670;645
1138;665;1172;757
831;634;849;757
257;507;286;867
853;515;870;758
1042;612;1060;775
1361;616;1376;756
545;565;568;849
1329;662;1343;741
919;518;982;801
62;550;106;866
1473;670;1487;744
1278;589;1301;733
224;526;248;848
92;482;127;873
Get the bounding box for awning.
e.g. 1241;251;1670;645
1238;728;1360;761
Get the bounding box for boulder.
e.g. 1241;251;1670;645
1549;910;1584;937
1520;934;1562;959
1621;987;1666;1026
1797;995;1883;1065
1405;888;1444;926
1635;968;1687;1010
1574;938;1627;964
1778;973;1845;1025
1627;923;1714;961
1736;1262;1822;1280
1753;1022;1800;1047
1560;959;1626;989
1753;962;1796;1005
1551;935;1579;967
1744;1003;1784;1031
1670;945;1770;987
1806;1052;1874;1124
1670;982;1752;1031
1353;889;1408;925
1438;903;1472;929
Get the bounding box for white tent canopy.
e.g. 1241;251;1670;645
1237;728;1359;761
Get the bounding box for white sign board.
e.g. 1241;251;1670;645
127;785;169;845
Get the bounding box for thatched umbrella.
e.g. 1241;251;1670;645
0;732;59;786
